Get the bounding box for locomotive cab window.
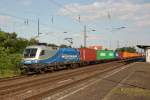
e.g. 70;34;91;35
40;50;45;56
24;48;37;58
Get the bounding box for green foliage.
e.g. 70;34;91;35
48;43;58;47
10;54;22;67
0;30;38;53
116;47;137;53
29;38;39;45
0;30;38;78
0;47;13;69
80;45;84;48
60;44;70;48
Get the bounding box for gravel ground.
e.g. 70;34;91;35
0;61;124;100
46;62;150;100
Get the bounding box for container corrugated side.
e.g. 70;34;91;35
96;50;116;60
79;48;96;62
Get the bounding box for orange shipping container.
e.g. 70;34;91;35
120;51;141;59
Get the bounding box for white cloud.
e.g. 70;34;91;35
58;1;150;27
58;2;107;20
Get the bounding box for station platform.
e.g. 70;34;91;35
56;62;150;100
102;62;150;100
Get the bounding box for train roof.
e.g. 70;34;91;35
26;45;59;50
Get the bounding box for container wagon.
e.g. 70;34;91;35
96;50;117;62
79;48;96;65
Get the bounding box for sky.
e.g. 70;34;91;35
0;0;150;49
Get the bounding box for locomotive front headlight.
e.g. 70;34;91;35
32;60;39;63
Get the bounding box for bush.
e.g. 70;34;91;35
0;30;39;78
0;47;12;68
0;47;22;78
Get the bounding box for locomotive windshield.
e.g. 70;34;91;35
24;48;37;58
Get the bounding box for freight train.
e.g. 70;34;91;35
21;45;142;74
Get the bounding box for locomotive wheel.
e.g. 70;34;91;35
39;68;45;74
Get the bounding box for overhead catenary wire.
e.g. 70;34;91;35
0;12;70;34
48;0;82;24
0;12;45;26
48;0;99;43
0;1;96;46
49;0;103;33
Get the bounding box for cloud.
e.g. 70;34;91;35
18;0;32;6
58;1;150;27
0;15;12;25
58;2;107;21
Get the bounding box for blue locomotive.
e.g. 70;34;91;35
21;45;80;73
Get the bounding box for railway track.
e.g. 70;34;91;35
0;75;27;82
0;58;142;100
26;62;126;100
0;57;142;83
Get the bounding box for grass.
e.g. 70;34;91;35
112;87;150;97
0;69;21;78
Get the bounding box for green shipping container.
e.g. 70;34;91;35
96;50;116;60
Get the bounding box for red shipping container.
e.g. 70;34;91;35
79;48;96;62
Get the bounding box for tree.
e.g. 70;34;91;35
0;47;13;69
0;30;39;53
0;30;40;77
80;45;84;48
60;44;70;48
0;30;7;46
48;43;58;47
29;38;39;45
116;47;136;53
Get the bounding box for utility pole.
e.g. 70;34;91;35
117;40;120;48
84;25;87;48
38;18;40;36
109;40;111;49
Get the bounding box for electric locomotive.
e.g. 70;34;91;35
21;45;80;74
